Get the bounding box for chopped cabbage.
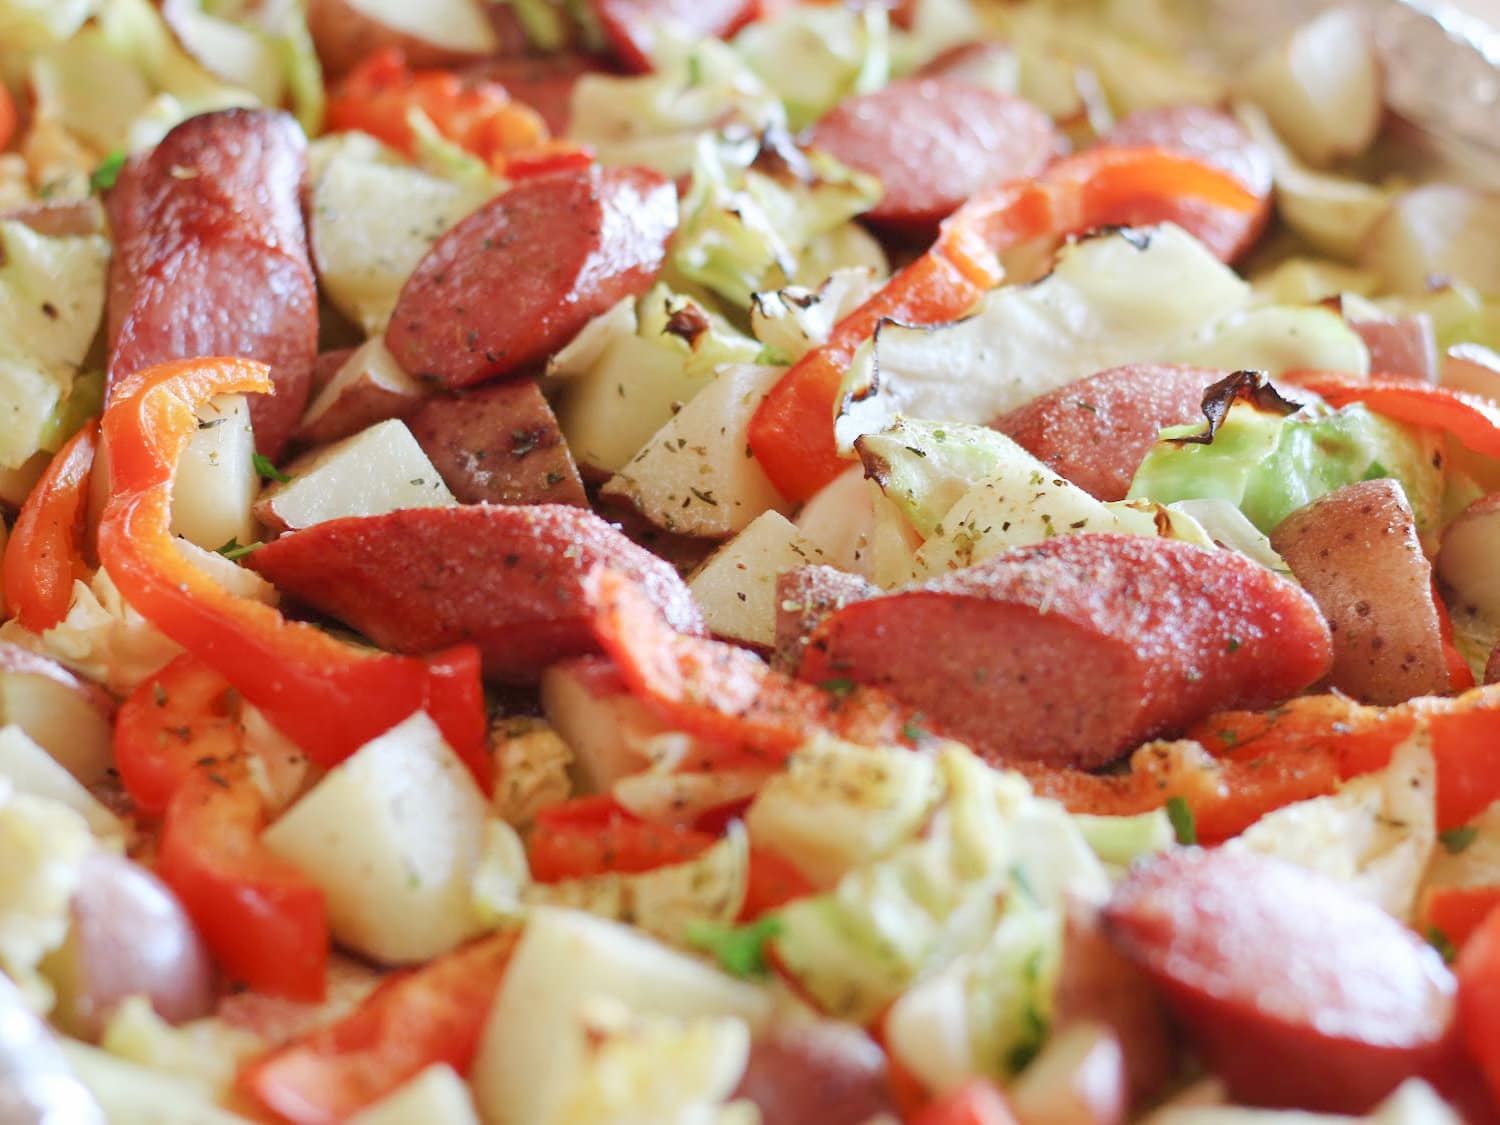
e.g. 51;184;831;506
1128;400;1446;536
1229;732;1436;921
101;996;263;1104
570;35;784;178
1072;809;1174;868
734;5;890;130
0;776;95;1012
0;0;96;51
749;267;884;365
772;744;1106;1023
527;823;750;944
0;568;182;694
490;719;574;829
669;131;881;309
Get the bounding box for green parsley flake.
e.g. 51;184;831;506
215;537;262;561
90;149;126;193
819;678;855;699
253;452;290;483
684;916;782;978
1165;796;1197;846
1439;825;1479;855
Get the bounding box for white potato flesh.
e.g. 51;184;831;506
794;466;876;579
1439;493;1500;622
312;0;497;59
601;364;794;538
170;395;258;553
1008;1022;1128;1125
0;356;72;473
471;907;771;1125
1362;185;1500;297
173;539;278;605
1443;344;1500;403
297;336;424;446
347;1064;480;1125
262;712;489;964
538;659;668;793
0;659;112;787
0;221;109;370
160;0;283;105
688;510;827;647
0;725;120;838
309;135;492;335
253;419;455;533
1237;7;1382;168
59;1040;252;1125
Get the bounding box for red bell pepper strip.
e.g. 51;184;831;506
1287;371;1500;458
113;654;242;816
2;420;97;633
584;566;915;768
1456;904;1500;1106
0;84;15;151
1435;582;1478;693
1421;886;1500;953
239;930;519;1125
157;745;327;1001
746;146;1262;501
910;1079;1020;1125
95;357;491;791
326;48;588;178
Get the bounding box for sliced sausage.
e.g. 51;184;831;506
732;1021;898;1125
1269;479;1448;704
1099;106;1271;262
992;364;1228;501
465;52;614;135
1103;847;1457;1113
386;165;676;390
248;504;704;682
105;108;317;458
796;533;1333;768
406;379;587;507
590;0;757;73
771;564;879;674
804;77;1059;234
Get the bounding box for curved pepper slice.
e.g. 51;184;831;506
746;145;1263;501
2;420;97;633
240;930;519;1125
114;654;241;816
1287;371;1500;458
95;357;491;791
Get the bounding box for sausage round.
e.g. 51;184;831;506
1103;847;1458;1113
992;364;1228;501
248;504;705;682
731;1021;898;1125
386;165;677;390
805;77;1059;234
796;533;1333;768
1098;106;1272;262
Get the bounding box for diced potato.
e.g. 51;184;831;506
29;28;154;153
253;419;456;533
307;0;498;77
159;0;285;105
59;1040;256;1125
0;356;72;472
794;466;876;579
0;650;113;786
296;336;425;447
539;658;672;793
262;712;489;964
171;395;258;553
601;364;794;538
688;511;827;647
1237;7;1382;167
745;737;941;888
0;220;110;370
0;725;121;838
174;540;278;605
470;907;771;1125
1438;492;1500;622
1362;185;1500;297
347;1064;480;1125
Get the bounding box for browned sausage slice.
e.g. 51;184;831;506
105;109;317;458
1269;479;1449;704
796;533;1332;768
992;364;1229;501
386;165;676;390
1099;106;1271;262
732;1021;898;1125
805;77;1059;234
1103;847;1457;1114
247;504;704;682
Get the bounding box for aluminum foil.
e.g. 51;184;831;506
1208;0;1500;182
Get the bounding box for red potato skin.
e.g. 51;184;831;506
590;0;757;72
1099;106;1272;262
247;504;705;682
732;1021;899;1125
1268;479;1449;705
105;109;317;459
1103;848;1457;1114
386;165;676;390
805;77;1059;234
1349;312;1439;383
404;379;588;507
992;364;1229;501
771;564;879;674
797;533;1333;769
1487;643;1500;685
